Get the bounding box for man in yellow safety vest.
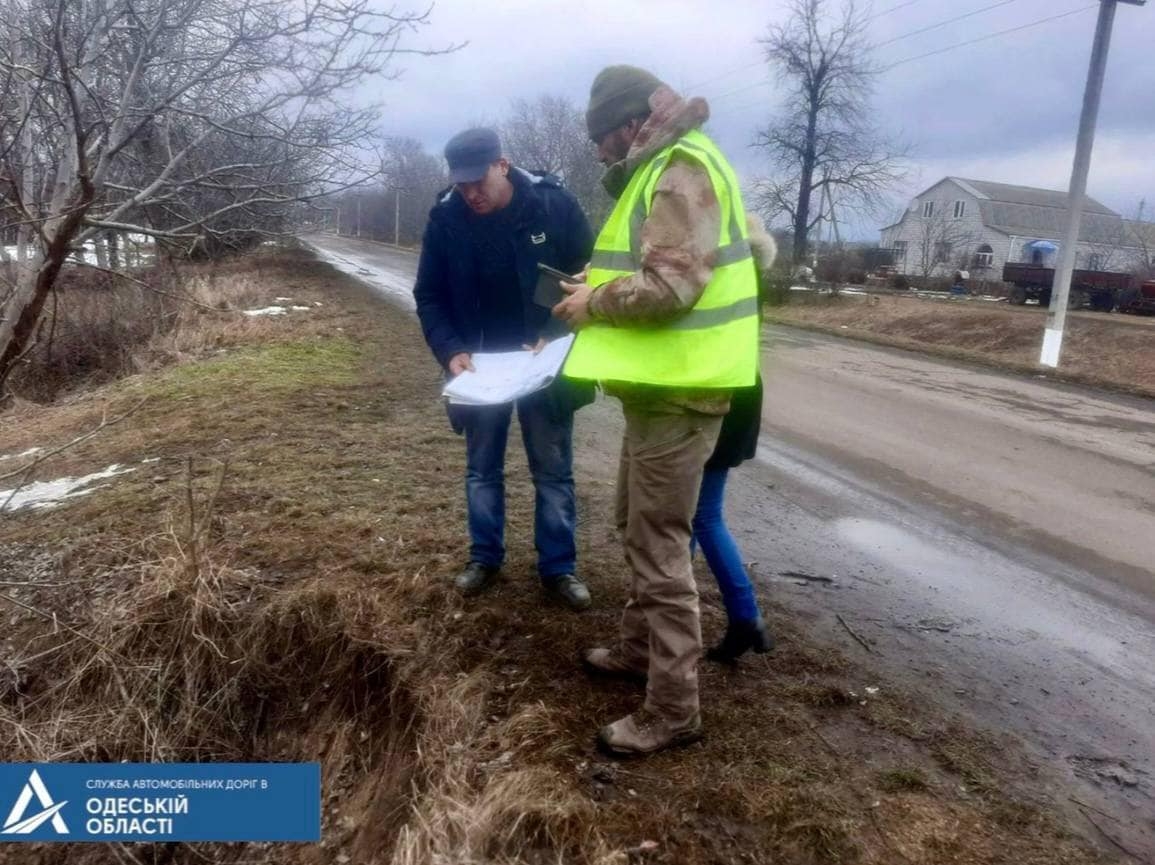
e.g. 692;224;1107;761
553;65;761;756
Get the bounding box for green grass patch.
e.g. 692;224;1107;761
141;338;361;402
878;767;931;793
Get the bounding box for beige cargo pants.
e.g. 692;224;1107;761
614;405;723;723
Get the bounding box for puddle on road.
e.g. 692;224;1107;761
833;516;1133;670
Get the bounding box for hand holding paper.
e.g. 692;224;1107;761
442;335;576;406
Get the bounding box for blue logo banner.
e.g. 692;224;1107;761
0;763;320;843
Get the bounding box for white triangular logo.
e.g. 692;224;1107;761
2;770;70;835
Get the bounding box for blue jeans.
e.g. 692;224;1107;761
460;390;576;581
692;467;761;623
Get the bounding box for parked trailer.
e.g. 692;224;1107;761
1002;263;1155;314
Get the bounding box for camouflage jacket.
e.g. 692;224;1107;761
588;86;768;416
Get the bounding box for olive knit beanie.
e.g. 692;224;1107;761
585;65;664;141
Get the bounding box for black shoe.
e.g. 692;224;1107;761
454;562;499;596
543;574;592;611
706;618;774;664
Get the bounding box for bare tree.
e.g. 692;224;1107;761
911;209;976;284
381;137;450;245
1122;200;1155;278
0;0;455;401
500;95;610;225
335;136;446;245
1081;218;1133;274
753;0;905;264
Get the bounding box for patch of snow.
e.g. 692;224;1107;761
0;447;42;462
1;464;135;513
141;457;161;464
243;304;313;317
274;296;294;302
242;306;288;317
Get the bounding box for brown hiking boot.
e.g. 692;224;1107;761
597;708;703;757
581;647;647;684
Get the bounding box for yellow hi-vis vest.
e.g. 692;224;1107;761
563;129;759;388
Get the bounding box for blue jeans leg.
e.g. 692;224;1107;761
692;468;761;623
517;391;577;581
463;403;513;569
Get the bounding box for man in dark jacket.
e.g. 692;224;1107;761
413;127;595;610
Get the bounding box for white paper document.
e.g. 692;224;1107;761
441;335;576;406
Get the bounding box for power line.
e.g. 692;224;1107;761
709;75;773;105
883;3;1098;69
705;0;1022;104
875;0;1023;48
686;60;765;94
719;3;1100;115
682;0;934;100
869;0;929;20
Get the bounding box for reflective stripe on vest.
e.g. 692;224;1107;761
563;130;760;388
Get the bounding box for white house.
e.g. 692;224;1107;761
880;178;1148;279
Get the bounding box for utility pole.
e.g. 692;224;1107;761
813;184;827;271
1041;0;1145;368
394;187;401;246
390;153;408;247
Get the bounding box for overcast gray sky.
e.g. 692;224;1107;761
373;0;1155;238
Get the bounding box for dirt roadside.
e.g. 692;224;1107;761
0;247;1124;864
768;293;1155;399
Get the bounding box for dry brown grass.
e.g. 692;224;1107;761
10;249;316;403
769;293;1155;398
0;248;1120;865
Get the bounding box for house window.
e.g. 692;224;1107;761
953;200;966;220
1087;253;1103;271
934;241;952;264
922;201;935;218
973;244;994;269
892;240;908;263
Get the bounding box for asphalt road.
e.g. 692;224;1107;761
306;233;1155;859
745;326;1155;858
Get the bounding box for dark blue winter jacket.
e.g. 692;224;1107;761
413;167;594;370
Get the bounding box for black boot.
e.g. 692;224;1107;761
454;562;499;596
707;618;774;664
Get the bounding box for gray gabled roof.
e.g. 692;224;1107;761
951;178;1116;214
948;177;1126;245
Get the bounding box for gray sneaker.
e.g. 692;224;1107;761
454;562;499;596
543;574;591;611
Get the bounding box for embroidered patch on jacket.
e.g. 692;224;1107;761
530;232;547;245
